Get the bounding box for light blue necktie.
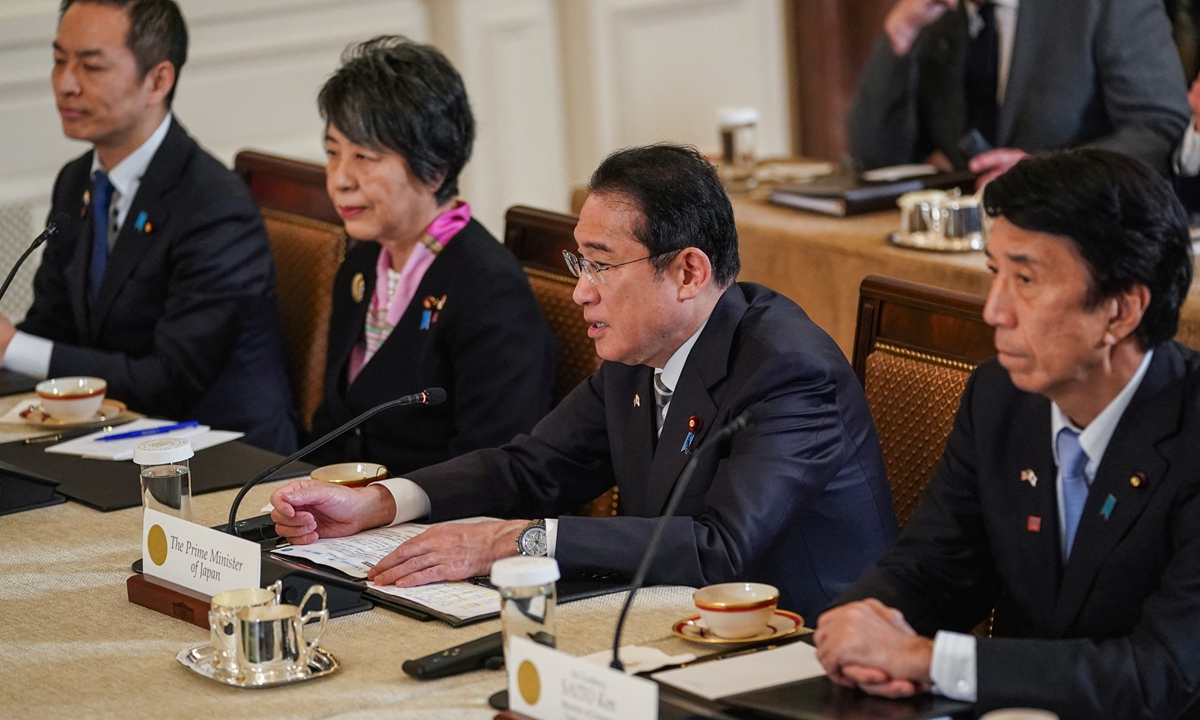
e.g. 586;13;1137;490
1057;427;1090;560
89;170;113;302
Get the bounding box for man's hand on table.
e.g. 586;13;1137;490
970;148;1028;188
366;519;526;587
813;599;934;699
270;479;396;544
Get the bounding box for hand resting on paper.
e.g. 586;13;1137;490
813;598;935;699
270;479;397;544
271;478;527;588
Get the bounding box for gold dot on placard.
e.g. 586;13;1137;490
518;660;541;705
148;524;168;566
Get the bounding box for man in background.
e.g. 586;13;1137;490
1;0;296;453
849;0;1190;185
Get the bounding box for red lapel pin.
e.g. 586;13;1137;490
1027;516;1042;533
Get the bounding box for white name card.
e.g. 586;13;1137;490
507;636;658;720
142;508;260;596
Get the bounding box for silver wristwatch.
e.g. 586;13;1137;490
516;519;548;557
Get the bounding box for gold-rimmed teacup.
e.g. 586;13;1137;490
693;582;780;639
310;462;387;488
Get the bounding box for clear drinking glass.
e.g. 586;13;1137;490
490;556;560;657
134;437;194;522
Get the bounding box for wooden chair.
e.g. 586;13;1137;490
504;205;616;517
234;150;340;227
259;208;347;434
852;275;993;528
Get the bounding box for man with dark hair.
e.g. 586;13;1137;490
815;149;1200;719
0;0;297;453
267;143;898;620
849;0;1190;184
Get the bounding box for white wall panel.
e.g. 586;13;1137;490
561;0;789;186
430;0;569;236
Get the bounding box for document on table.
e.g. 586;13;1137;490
652;641;826;701
367;580;500;621
45;419;243;460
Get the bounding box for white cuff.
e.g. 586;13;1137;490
376;477;431;526
3;331;52;378
1177;121;1200;176
929;630;977;702
546;518;558;558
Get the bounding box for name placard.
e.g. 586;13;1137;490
142;508;260;596
507;636;658;720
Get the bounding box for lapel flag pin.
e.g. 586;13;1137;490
633;394;641;408
1130;472;1146;489
1027;515;1041;533
135;211;149;233
351;273;365;303
680;432;695;455
421;295;447;330
1020;469;1038;487
1100;493;1117;520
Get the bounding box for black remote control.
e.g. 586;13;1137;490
402;632;505;680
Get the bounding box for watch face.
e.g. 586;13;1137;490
520;526;548;557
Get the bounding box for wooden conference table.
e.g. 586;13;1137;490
731;196;1200;357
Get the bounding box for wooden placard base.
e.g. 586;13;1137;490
127;573;212;629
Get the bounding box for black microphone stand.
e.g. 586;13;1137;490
224;388;444;536
0;213;67;302
610;409;754;670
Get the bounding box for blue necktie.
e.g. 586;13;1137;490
1057;427;1090;560
90;170;113;302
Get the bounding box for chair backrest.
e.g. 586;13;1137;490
504;205;579;273
852;275;993;527
504;205;615;517
260;208;347;434
235;150;340;227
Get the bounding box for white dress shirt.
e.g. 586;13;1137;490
929;349;1154;701
967;0;1019;107
4;112;173;378
376;320;709;558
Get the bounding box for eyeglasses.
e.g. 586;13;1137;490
562;249;662;285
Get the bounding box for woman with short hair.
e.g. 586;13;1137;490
307;36;556;475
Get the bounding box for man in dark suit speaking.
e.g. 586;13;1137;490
269;144;898;621
0;0;296;453
814;150;1200;719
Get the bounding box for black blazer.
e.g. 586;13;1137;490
408;283;898;622
22;118;297;454
848;0;1190;172
837;342;1200;719
307;219;556;476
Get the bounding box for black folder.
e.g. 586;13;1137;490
0;439;311;511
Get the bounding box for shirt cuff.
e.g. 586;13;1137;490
1177;121;1200;176
929;630;977;702
546;518;558;558
3;331;52;378
376;478;431;526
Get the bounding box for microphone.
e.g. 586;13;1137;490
610;408;755;671
224;387;446;536
0;212;69;303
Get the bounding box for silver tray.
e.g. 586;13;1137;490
176;643;340;688
887;231;985;253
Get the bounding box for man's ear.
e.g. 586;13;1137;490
144;60;176;108
674;248;713;301
1106;284;1151;346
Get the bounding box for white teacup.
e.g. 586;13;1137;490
693;582;779;639
980;711;1059;720
310;462;388;488
36;376;106;422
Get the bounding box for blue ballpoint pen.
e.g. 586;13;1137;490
94;420;200;442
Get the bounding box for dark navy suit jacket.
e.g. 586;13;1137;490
838;342;1200;719
22;118;297;453
408;282;898;622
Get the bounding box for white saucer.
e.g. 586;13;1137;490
671;609;804;645
18;398;128;428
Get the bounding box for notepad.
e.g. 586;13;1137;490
652;641;826;701
45;419;243;460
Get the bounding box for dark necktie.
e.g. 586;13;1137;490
1057;427;1090;560
653;372;672;435
90;170;113;302
964;1;999;146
